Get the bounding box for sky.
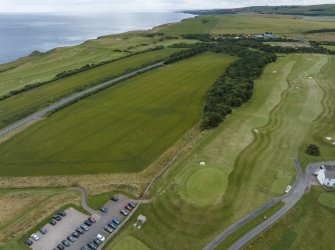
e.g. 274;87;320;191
0;0;333;13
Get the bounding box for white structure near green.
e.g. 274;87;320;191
316;165;335;187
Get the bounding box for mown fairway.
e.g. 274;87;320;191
0;53;236;176
246;187;335;250
106;54;335;249
0;48;181;128
0;32;195;96
162;15;335;35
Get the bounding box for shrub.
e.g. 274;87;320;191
306;144;320;156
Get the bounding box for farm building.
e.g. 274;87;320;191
315;165;335;187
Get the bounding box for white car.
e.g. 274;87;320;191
31;233;39;241
97;234;105;242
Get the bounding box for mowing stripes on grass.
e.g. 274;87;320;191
0;53;236;176
0;48;181;129
106;236;150;250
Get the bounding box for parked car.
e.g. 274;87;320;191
88;216;96;223
97;234;105;242
72;231;80;238
120;209;128;216
93;238;102;246
112;218;120;225
81;246;89;250
76;227;85;234
52;215;62;221
80;224;89;231
108;221;118;229
62;239;70;247
57;243;65;250
128;202;137;208
24;239;33;246
84;220;92;227
87;242;97;250
49;219;57;225
58;211;66;217
31;233;39;241
110;195;118;201
99;207;108;213
67;235;76;243
39;227;47;234
104;226;113;233
125;205;132;211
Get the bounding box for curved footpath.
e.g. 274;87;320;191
0;62;164;138
204;160;335;250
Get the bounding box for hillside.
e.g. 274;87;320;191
183;4;335;16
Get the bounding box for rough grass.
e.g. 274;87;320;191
0;53;236;176
0;31;196;96
245;187;335;250
321;45;335;51
106;236;150;250
0;48;181;129
162;15;335;35
0;188;81;249
108;54;335;249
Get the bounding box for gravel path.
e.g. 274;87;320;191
0;62;164;138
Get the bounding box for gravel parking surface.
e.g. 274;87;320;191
31;207;88;250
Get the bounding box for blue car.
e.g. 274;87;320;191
112;218;120;225
108;222;118;229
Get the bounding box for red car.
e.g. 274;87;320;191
125;205;132;211
88;216;96;223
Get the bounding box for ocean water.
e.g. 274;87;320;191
0;12;193;63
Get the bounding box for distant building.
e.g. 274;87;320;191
316;165;335;187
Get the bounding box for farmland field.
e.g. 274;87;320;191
245;187;335;250
0;32;196;96
0;48;181;129
161;15;335;35
0;52;236;176
106;54;335;249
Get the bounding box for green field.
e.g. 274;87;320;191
0;48;181;129
106;54;335;249
322;45;335;51
245;187;335;250
0;32;196;96
0;52;236;176
162;15;335;35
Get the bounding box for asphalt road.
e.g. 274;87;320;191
0;62;164;138
204;160;335;250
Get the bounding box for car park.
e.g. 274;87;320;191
80;224;90;231
24;239;33;246
58;211;66;217
31;233;39;241
67;235;76;243
104;226;113;233
97;234;105;241
49;219;57;225
57;243;65;250
72;231;80;238
81;246;89;250
110;195;118;201
112;218;120;225
99;207;108;213
76;227;85;234
39;227;47;234
62;239;70;247
120;209;128;216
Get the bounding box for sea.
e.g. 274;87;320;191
0;12;193;64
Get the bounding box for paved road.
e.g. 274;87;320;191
204;160;335;250
70;187;96;215
0;62;164;138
